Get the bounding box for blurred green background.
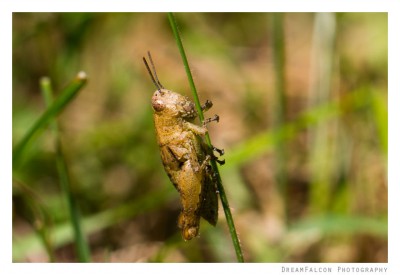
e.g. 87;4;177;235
12;13;387;263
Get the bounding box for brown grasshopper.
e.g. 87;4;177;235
143;52;224;240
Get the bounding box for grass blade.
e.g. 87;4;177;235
13;71;87;166
270;13;289;218
289;214;387;237
40;76;91;262
12;180;56;262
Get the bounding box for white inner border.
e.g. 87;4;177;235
1;1;398;274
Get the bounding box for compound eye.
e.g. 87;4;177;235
152;93;165;112
152;100;165;112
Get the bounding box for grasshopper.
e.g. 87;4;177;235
143;52;224;240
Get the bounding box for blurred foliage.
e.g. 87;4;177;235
12;12;387;263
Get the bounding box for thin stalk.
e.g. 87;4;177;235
40;76;91;262
168;12;244;263
270;13;288;220
13;180;56;262
13;72;87;167
308;13;337;214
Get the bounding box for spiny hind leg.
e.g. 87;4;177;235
176;160;203;240
167;144;190;162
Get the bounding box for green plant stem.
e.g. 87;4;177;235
13;72;87;167
271;13;287;213
271;13;288;220
168;12;244;263
308;13;337;214
167;13;204;122
40;76;91;262
13;180;56;262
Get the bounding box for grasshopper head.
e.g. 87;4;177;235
152;89;197;118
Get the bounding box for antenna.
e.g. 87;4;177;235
143;51;165;93
143;56;161;92
147;51;164;89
